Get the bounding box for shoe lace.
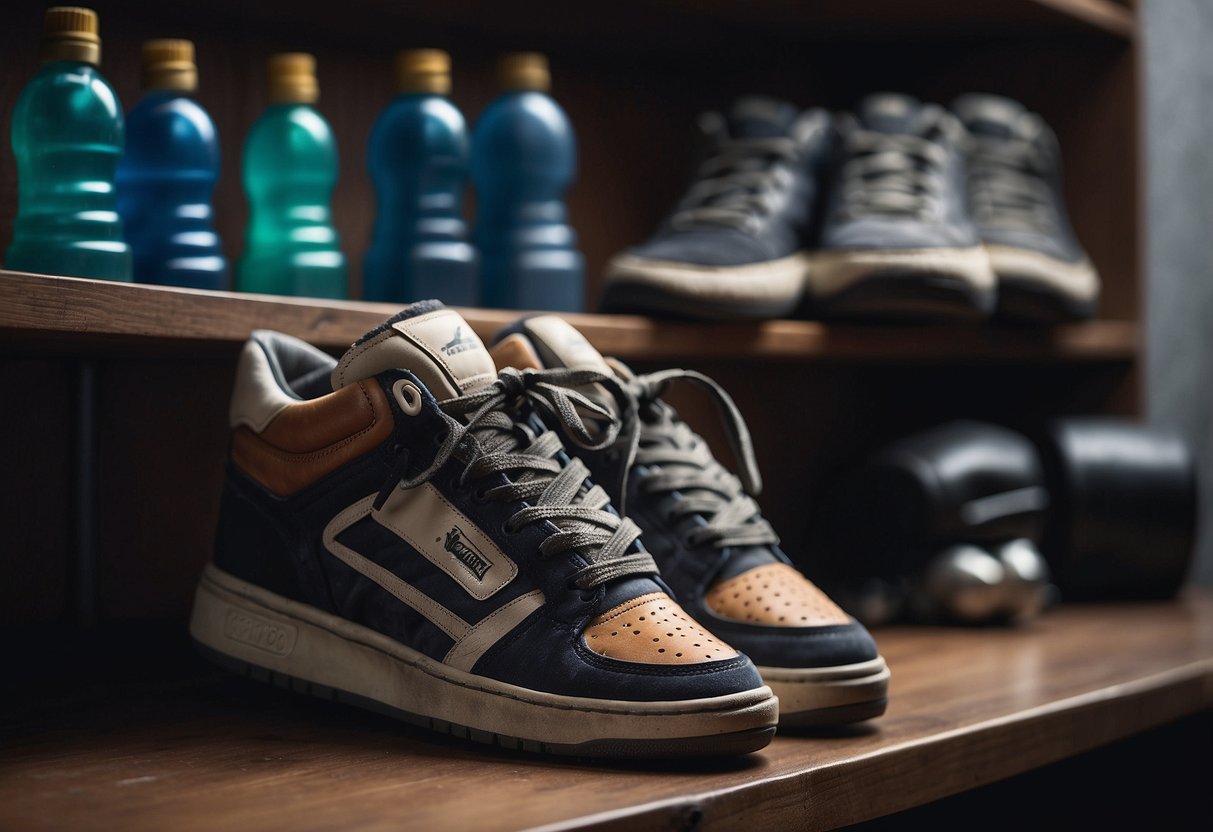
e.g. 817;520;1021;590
836;127;949;222
968;135;1054;234
669;137;799;233
617;368;779;550
377;367;657;591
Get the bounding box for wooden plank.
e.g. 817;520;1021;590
0;271;1138;363
1;595;1209;831
1029;0;1137;38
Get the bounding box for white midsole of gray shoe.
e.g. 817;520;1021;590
190;564;778;745
757;657;891;715
809;245;996;297
986;245;1100;303
606;251;812;305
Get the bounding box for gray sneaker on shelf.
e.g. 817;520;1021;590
810;93;996;322
953;93;1100;323
601;96;832;321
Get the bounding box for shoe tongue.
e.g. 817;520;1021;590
331;301;497;401
722;95;801;139
952;93;1030;140
508;315;613;374
856;92;928;134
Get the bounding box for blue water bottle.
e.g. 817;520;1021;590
116;39;226;289
364;49;477;305
471;52;584;311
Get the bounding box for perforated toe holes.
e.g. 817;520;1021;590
583;592;737;665
705;563;850;627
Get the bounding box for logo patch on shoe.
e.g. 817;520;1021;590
223;608;297;656
392;309;496;394
443;525;493;581
441;326;479;357
374;483;517;600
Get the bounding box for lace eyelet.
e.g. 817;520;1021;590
501;521;519;536
473;488;491;504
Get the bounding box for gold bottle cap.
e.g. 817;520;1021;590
396;49;451;95
267;52;319;104
143;39;197;92
42;6;101;65
497;52;550;93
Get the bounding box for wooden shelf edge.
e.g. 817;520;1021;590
0;271;1138;364
1029;0;1137;39
559;659;1213;832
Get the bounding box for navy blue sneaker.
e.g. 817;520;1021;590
601;96;832;320
811;93;996;321
189;301;777;758
491;315;890;727
953;94;1100;323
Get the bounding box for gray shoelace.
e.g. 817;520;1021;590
669;137;799;233
383;367;655;591
968;135;1054;234
836;128;950;222
620;368;779;550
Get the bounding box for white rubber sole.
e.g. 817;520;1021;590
189;564;779;757
758;657;890;727
810;245;996;296
602;251;811;319
986;245;1100;304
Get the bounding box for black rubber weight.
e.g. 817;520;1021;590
810;273;994;323
193;640;775;760
600;279;803;321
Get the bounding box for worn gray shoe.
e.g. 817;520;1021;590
810;93;996;321
602;96;832;320
954;93;1100;323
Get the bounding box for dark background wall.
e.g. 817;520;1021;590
1143;0;1213;586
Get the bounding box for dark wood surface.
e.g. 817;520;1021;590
0;271;1139;363
1;592;1209;832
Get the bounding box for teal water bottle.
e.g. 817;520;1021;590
116;39;227;289
6;6;131;281
236;53;346;298
471;53;584;311
364;49;477;305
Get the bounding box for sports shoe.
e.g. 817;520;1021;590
601;96;832;320
953;93;1100;323
189;301;778;758
491;315;891;726
810;93;996;321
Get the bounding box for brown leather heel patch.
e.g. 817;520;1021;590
705;563;850;627
583;592;736;665
489;332;543;371
232;380;393;496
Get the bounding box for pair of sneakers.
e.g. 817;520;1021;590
190;302;889;758
603;93;1099;324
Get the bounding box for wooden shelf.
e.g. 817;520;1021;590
2;593;1209;831
0;271;1138;364
115;0;1137;51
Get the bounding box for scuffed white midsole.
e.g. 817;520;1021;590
809;245;996;296
757;657;890;714
606;251;811;304
190;564;778;745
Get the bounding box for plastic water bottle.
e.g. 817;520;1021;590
364;49;477;305
471;53;584;311
116;39;227;289
6;6;131;281
237;53;346;298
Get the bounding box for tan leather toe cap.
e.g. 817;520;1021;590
705;563;850;627
583;592;736;665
